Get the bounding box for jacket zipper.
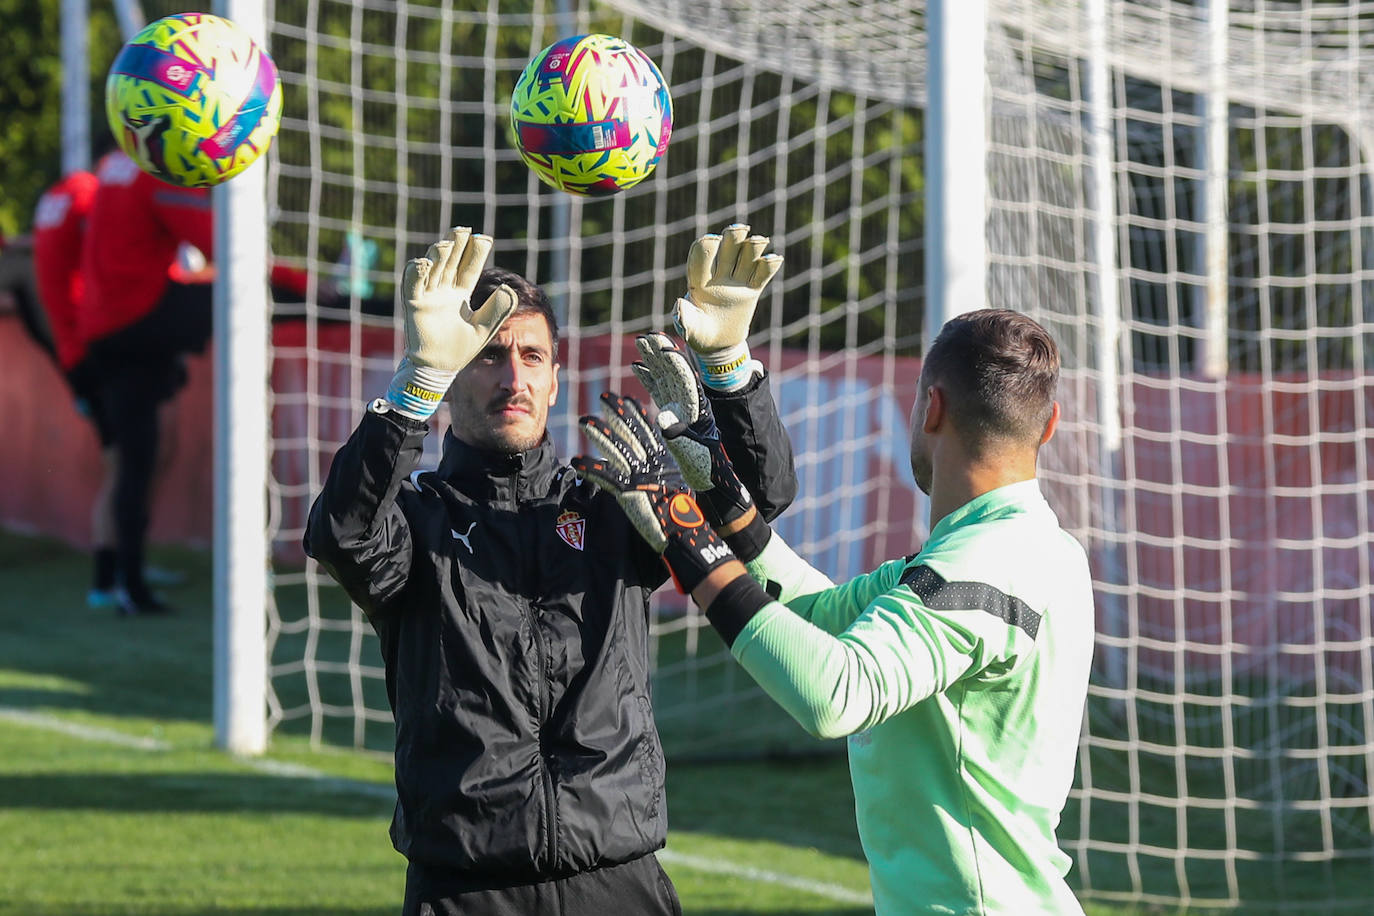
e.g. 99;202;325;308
518;479;558;870
530;600;557;869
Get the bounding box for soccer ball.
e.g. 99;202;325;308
510;34;673;197
105;13;283;188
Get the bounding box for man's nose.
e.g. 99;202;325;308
495;351;530;390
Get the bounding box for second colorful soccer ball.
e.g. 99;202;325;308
105;12;283;188
510;34;673;197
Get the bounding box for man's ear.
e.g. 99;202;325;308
548;363;561;407
923;385;944;434
1040;401;1061;445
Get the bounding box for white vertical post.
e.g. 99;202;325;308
1198;0;1230;377
61;0;89;175
1088;0;1127;694
549;0;575;325
923;0;986;352
111;0;146;40
212;0;269;755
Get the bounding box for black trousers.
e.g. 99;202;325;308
85;282;212;600
402;854;682;916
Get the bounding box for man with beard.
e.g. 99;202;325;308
575;308;1095;915
305;225;795;915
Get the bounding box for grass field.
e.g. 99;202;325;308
0;528;1362;915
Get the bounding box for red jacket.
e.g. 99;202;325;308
79;151;213;344
32;170;99;369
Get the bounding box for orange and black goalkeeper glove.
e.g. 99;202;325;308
572;393;737;594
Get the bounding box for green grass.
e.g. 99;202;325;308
0;530;871;915
1;528;1370;915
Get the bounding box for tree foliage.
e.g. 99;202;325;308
0;0;127;236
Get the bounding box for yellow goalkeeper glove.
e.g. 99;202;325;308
674;223;783;391
384;227;517;419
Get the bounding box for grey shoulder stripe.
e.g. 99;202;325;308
898;564;1041;639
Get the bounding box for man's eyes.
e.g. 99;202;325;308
478;349;546;364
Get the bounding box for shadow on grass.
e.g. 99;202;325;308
0;770;393;817
668;756;864;862
3;910;872;916
0;531;214;726
0;530;871;865
0;908;400;916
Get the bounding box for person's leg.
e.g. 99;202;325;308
87;445;120;607
141;396;188;589
86;285;205;612
98;358;183;615
70;361;121;607
108;382;164;613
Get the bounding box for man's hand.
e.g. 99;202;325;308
675;223;783;391
630;333;753;527
384;227;517;419
572;393;738;594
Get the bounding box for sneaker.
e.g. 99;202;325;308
144;565;189;588
116;589;174;616
87;588;121;610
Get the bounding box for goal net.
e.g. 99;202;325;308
256;0;1373;907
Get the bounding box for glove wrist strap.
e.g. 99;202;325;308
691;342;760;392
703;574;773;648
662;530;736;595
697;487;751;530
722;511;771;564
384;359;456;420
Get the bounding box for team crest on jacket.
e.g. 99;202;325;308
555;510;585;551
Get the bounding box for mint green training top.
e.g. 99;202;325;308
732;479;1094;915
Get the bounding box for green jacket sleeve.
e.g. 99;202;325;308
744;532;905;635
731;532;1035;740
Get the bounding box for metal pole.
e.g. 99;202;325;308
1198;0;1230;377
61;0;89;174
549;0;574;325
923;0;987;352
111;0;146;41
1088;0;1127;694
212;0;270;756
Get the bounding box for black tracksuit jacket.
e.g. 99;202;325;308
303;374;796;885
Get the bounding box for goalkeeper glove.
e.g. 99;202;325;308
675;223;783;392
384;227;517;420
630;333;754;528
572;393;738;595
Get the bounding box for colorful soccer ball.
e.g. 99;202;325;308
510;34;673;197
105;13;283;188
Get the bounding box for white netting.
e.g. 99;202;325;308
263;0;924;755
980;0;1374;907
258;0;1374;907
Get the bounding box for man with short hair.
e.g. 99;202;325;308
305;225;794;915
577;308;1095;915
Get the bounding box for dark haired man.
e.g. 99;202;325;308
305;226;795;915
577;308;1094;914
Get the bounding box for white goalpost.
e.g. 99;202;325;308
213;0;270;755
207;0;1373;907
923;0;986;343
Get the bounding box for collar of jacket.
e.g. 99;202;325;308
436;429;563;504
